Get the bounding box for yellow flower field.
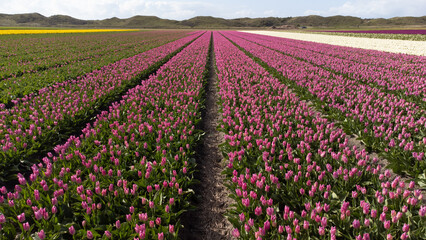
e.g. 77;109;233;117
0;29;138;35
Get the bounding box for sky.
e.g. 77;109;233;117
0;0;425;20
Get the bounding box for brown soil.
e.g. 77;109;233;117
180;41;234;240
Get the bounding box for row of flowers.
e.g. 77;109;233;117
0;31;211;239
311;30;426;41
223;31;425;180
214;31;425;239
0;31;190;104
241;31;424;68
0;31;203;182
0;31;184;80
234;31;425;102
240;31;426;57
0;29;138;35
316;30;426;35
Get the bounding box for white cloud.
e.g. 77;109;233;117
306;0;426;18
0;0;216;20
263;10;277;17
0;0;120;19
233;9;255;18
304;9;321;16
117;1;215;20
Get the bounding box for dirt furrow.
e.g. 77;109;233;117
180;36;234;240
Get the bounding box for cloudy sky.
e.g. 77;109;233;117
0;0;425;20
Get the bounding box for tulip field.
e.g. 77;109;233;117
0;29;137;35
222;31;426;178
319;30;426;35
312;30;426;41
0;30;425;239
242;30;426;56
0;30;190;105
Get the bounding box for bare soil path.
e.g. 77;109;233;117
180;37;234;240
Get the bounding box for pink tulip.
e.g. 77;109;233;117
69;226;75;235
87;230;93;239
38;230;45;239
232;228;240;238
23;222;30;231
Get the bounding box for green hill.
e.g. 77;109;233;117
0;13;424;29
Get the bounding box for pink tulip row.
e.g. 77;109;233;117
236;32;425;74
213;31;425;239
0;32;211;239
231;32;426;101
222;31;425;179
0;31;204;180
0;31;192;104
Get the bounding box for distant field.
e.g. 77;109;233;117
308;29;426;41
242;30;426;55
0;28;138;34
316;29;426;34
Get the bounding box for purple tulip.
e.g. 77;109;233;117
17;213;25;222
87;230;93;239
158;232;164;240
352;219;360;229
38;230;45;239
23;222;30;231
232;228;240;238
69;226;75;235
169;224;175;233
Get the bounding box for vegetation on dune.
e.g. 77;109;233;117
0;13;425;29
